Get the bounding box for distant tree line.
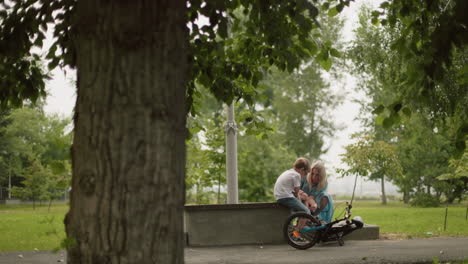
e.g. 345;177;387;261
0;104;71;209
338;5;467;207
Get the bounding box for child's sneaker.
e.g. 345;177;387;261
291;231;307;242
292;230;300;238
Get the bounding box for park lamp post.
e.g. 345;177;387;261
224;16;239;204
225;102;238;204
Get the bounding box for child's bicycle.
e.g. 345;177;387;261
283;202;364;250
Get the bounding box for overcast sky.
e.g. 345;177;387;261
43;0;399;198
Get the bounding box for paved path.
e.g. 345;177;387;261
186;237;468;264
1;237;467;264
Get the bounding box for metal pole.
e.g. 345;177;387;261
444;202;448;231
225;102;238;204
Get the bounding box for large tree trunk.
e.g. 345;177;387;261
381;175;387;205
403;191;410;204
66;1;188;263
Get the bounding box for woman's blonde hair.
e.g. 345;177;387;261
307;161;327;192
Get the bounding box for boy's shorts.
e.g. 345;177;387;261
277;197;311;214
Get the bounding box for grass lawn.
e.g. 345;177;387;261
333;201;468;239
0;204;67;252
0;201;467;252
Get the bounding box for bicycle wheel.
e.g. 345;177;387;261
283;212;321;250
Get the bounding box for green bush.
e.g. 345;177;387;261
410;193;440;207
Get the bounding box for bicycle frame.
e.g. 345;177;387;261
299;202;362;242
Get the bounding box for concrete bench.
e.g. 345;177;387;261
184;202;379;246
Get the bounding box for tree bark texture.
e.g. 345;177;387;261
66;1;188;263
381;175;387;205
403;191;409;204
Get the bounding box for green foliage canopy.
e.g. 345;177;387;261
263;64;340;158
0;107;71;198
347;5;467;204
0;0;352;114
338;134;402;180
375;0;468;88
351;2;468;154
338;133;402;204
11;159;51;207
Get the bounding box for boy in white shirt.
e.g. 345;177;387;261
274;157;315;214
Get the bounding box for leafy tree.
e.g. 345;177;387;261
263;65;341;159
0;107;71;199
186;111;226;204
185;85;227;204
1;0;355;262
0;107;11;193
186;136;211;204
200;115;227;203
437;142;468;203
366;1;468;154
0;107;47;195
187;1;350;113
238;134;296;202
41;114;72;164
338;133;403;205
348;6;410;130
0;49;48;108
256;13;343;158
0;152;21;198
373;0;468;104
12;159;51;209
3;107;48;158
394;114;456;203
348;5;466;205
46;159;72;209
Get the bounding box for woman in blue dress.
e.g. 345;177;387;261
300;161;334;223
